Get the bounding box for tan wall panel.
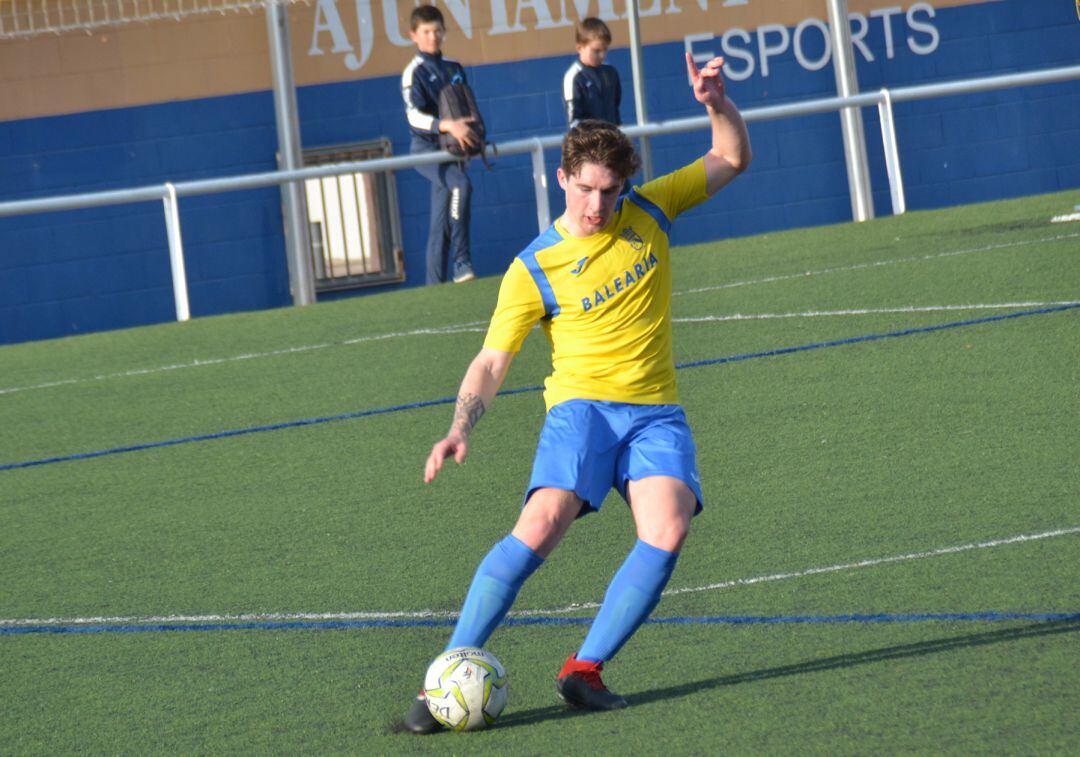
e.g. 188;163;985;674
30;72;98;116
57;30;123;72
0;80;36;120
119;60;202;103
0;37;63;81
1;0;987;122
114;27;170;68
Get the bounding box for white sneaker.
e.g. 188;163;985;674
453;269;476;283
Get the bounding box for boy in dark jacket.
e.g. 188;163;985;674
562;18;622;126
401;4;479;283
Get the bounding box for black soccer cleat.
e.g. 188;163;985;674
404;691;444;734
555;654;628;711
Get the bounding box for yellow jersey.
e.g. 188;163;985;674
484;158;710;410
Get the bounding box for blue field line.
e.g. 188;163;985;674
2;303;1076;473
3;612;1077;636
675;302;1080;370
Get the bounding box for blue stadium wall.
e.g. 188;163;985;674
0;0;1077;345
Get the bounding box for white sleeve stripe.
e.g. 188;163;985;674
407;108;437;132
401;56;437;133
563;63;580;123
401;56;421;87
562;63;580;103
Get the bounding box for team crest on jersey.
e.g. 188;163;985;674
619;226;644;250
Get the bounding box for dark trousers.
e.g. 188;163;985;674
413;151;473;284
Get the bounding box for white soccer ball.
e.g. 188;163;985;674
424;647;508;731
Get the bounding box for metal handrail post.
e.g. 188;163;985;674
877;88;906;215
626;0;653;182
530;138;551;232
266;0;315;306
162;182;191;322
828;0;874;222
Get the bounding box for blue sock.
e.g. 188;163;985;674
577;539;679;663
447;534;544;650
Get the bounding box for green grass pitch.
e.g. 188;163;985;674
1;189;1078;753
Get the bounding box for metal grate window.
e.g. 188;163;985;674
303;139;405;292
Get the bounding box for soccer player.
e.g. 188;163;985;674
405;53;751;732
563;17;622;126
401;4;480;284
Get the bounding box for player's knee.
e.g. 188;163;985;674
512;489;579;557
639;516;690;553
629;478;696;551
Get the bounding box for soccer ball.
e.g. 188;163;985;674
424;647;508;731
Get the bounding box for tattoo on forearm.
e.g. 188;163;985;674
451;392;486;435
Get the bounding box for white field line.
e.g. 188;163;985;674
672;302;1079;324
3;231;1076;397
0;323;488;396
4;300;1076;398
3;525;1076;628
673;231;1080;297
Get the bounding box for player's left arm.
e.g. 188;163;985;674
686;53;752;196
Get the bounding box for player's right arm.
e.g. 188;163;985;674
424;257;544;483
424;347;514;484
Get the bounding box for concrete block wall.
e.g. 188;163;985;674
0;89;292;344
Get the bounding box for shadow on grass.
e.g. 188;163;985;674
492;619;1079;730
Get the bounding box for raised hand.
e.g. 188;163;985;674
686;53;727;112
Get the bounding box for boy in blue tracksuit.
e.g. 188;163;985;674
563;18;622;127
401;4;479;284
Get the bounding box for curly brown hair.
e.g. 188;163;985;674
560;120;640;180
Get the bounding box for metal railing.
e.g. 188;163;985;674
2;63;1078;323
0;0;302;40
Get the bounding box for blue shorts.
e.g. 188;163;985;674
525;399;704;517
